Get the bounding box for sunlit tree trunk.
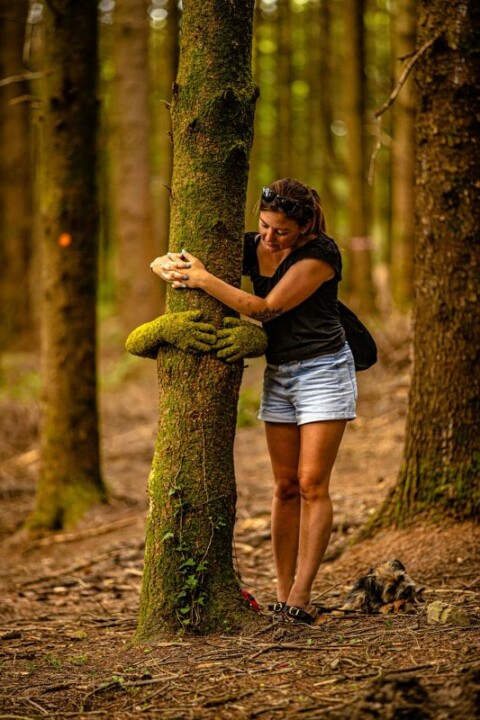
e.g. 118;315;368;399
29;0;106;530
390;0;416;309
111;0;160;331
344;0;376;311
136;0;257;638
0;0;34;350
374;0;480;526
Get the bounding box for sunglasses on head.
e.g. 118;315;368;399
261;187;301;215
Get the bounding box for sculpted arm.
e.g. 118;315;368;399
125;310;217;359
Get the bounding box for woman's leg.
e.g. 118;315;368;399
286;420;347;610
264;422;301;603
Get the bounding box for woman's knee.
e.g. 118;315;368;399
298;472;331;502
274;473;300;502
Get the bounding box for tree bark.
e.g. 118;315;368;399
343;0;376;312
151;0;180;311
308;0;337;233
136;0;257;638
0;0;34;350
374;0;480;526
275;0;293;179
29;0;106;530
390;0;416;309
111;0;160;331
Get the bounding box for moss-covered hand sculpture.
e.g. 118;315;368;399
214;317;267;363
125;310;217;359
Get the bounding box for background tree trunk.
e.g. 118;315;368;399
151;0;180;312
0;0;34;350
390;0;416;309
29;0;106;530
275;0;293;179
111;0;160;331
137;0;257;638
344;0;376;312
374;0;480;526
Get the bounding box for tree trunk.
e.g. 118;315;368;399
111;0;160;331
0;0;34;350
151;0;180;311
308;0;337;233
137;0;257;638
275;0;293;179
344;0;376;312
374;0;480;526
390;0;416;309
29;0;106;530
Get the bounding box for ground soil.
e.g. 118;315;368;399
0;331;479;720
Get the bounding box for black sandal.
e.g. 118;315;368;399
268;601;287;622
286;605;318;625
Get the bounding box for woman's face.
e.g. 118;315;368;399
259;210;307;253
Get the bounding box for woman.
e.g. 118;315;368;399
152;178;357;625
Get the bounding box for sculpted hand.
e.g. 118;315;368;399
125;310;217;358
214;317;268;363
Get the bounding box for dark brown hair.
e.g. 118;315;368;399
260;178;326;235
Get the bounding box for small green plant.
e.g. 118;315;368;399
69;654;89;665
44;654;62;668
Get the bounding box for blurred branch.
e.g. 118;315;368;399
374;33;442;119
0;71;44;88
368;32;443;185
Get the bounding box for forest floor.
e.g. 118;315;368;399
0;319;479;720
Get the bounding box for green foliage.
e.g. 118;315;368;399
237;387;261;428
0;354;40;401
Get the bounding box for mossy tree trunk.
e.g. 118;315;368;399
137;0;257;638
29;0;106;530
112;0;160;331
374;0;480;527
0;0;34;350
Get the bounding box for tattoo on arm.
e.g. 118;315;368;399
250;307;284;322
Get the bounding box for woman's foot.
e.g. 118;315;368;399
285;604;318;625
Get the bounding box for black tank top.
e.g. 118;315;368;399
242;232;346;365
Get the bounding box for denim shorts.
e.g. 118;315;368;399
259;343;357;425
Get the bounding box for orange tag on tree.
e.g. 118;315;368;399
59;233;72;247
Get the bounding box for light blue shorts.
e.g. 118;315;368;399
259;343;357;425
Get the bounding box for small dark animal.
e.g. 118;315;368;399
341;559;424;614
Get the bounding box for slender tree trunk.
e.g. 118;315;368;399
151;0;180;311
275;0;293;178
344;0;376;311
374;0;480;527
309;0;337;233
137;0;257;638
29;0;106;530
111;0;160;330
390;0;416;309
0;0;34;350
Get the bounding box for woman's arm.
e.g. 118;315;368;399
151;251;334;321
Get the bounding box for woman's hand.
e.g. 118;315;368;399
151;249;208;290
